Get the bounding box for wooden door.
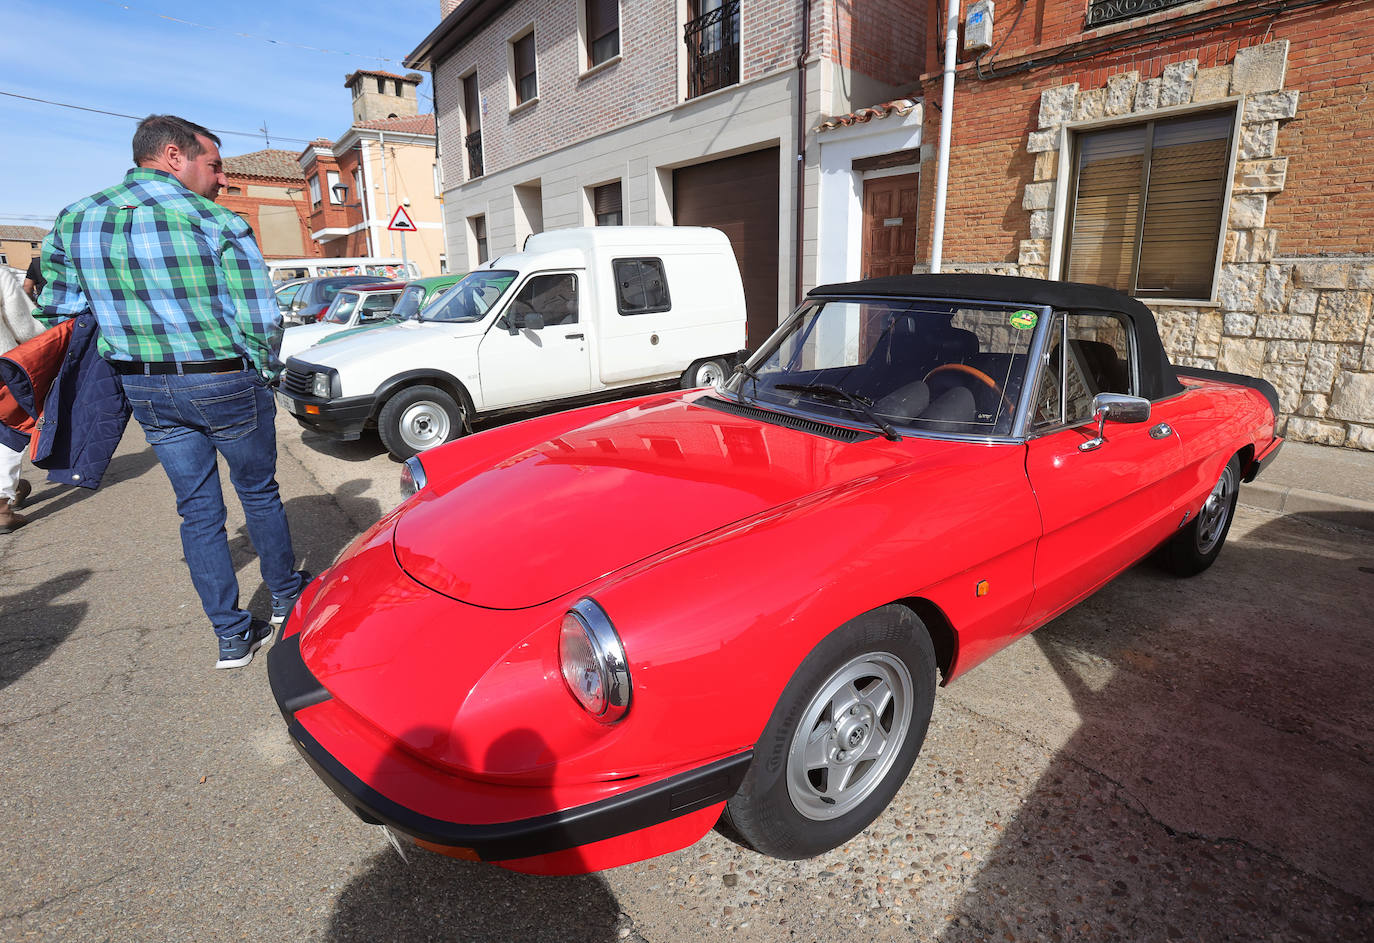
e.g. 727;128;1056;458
861;174;919;278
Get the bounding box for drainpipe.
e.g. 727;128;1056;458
357;140;376;257
929;0;961;273
793;0;812;308
379;130;394;256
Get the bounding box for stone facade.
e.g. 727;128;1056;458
1010;42;1371;450
919;18;1373;452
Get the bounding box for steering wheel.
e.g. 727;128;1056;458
923;363;1015;415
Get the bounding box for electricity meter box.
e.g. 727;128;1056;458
965;0;994;53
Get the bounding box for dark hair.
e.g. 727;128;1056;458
132;115;221;165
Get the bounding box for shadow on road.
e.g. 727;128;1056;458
237;481;381;614
0;569;91;690
11;448;160;524
934;512;1374;942
325;724;631;942
328;848;625;942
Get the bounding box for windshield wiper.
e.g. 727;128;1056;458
774;383;901;441
729;362;762;403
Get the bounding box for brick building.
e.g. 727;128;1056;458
299;71;446;276
217;150;313;259
408;0;931;345
913;0;1373;449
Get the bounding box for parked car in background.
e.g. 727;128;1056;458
268;257;421;282
283;275;390;326
279;282;406;362
277;226;747;459
274;278;309;315
388;274;466;322
268;273;1282;875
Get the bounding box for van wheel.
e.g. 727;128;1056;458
682;358;729;389
378;385;463;459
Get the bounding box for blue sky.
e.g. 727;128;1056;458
0;0;439;228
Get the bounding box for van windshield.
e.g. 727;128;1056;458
421;270;517;323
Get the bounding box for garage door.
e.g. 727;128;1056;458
674;147;780;349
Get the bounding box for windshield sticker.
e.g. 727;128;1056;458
1010;309;1038;330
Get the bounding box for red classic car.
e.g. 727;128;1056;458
268;274;1282;875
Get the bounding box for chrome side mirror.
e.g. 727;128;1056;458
1080;393;1150;452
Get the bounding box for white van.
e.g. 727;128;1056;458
276;226;747;458
267;257;421;282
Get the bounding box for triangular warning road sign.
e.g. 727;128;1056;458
388;206;417;232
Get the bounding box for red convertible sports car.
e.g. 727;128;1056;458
268;274;1282;875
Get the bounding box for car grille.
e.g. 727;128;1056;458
697;396;875;443
280;365;317;398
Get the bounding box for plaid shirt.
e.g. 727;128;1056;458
37;167;283;378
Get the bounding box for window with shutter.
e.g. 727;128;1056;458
513;32;537;105
1062;109;1234;301
593;182;623;226
587;0;620;67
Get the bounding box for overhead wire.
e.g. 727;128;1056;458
0;91;320;145
92;0;418;67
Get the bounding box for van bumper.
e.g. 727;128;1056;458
276;390;376;440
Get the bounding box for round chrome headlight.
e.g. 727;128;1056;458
399;456;427;498
559;599;631;723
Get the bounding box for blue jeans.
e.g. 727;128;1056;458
121;369;299;640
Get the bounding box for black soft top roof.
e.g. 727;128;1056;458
809;274;1184;400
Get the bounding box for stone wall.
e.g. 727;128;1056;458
948;40;1372;450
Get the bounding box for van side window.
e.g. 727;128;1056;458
510;273;579;327
613;258;671;315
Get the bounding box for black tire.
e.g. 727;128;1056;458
721;604;937;860
1159;455;1240;577
377;384;464;460
680;358;729;389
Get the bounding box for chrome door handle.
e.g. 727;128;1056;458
1149;422;1173;439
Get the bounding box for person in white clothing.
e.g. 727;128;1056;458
0;266;43;532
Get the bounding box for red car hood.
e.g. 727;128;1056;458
393;397;907;608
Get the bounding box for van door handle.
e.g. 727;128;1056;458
565;333;584;340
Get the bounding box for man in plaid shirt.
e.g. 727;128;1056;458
38;114;309;669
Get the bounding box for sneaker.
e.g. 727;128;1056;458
271;570;314;626
215;619;274;669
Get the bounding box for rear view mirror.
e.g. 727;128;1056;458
522;313;545;332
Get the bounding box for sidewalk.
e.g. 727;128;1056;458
1241;439;1374;531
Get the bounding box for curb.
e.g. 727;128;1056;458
1240;482;1374;532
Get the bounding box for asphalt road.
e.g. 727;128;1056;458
2;410;1371;943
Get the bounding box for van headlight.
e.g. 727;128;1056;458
559;599;631;723
311;371;334;398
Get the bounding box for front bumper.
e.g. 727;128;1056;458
266;633;750;865
275;390;376;439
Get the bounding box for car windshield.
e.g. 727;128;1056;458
421;270;517;323
275;282;303;310
726;297;1043;438
323;292;361;324
389;284;427;321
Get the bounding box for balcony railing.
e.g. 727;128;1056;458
465;129;483;179
1086;0;1192;27
685;0;740;99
